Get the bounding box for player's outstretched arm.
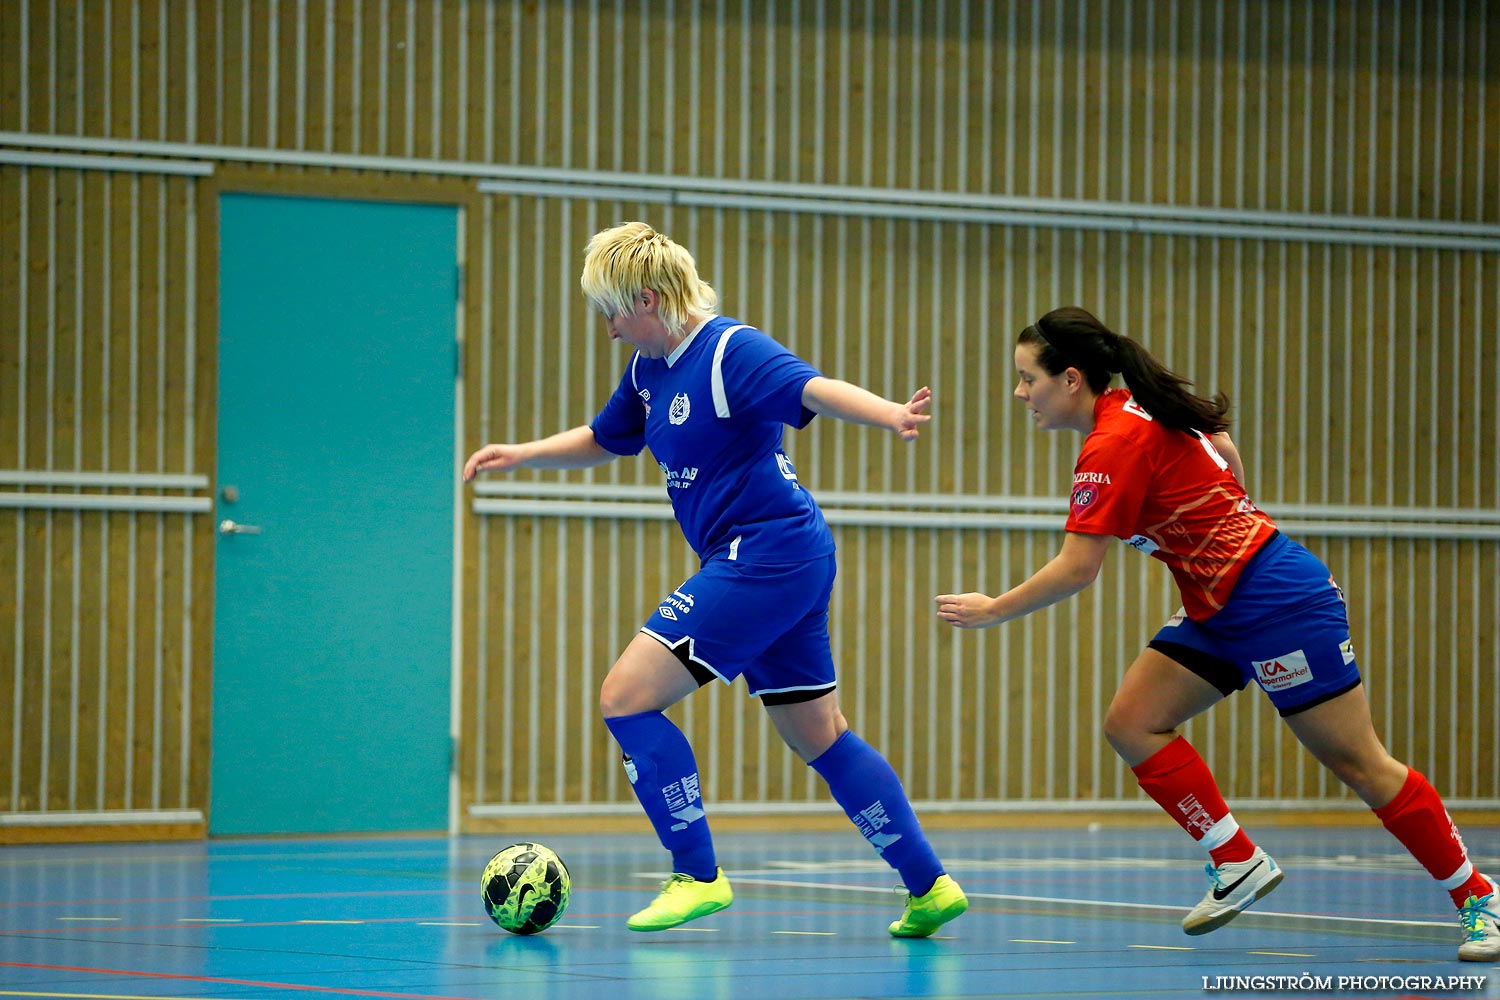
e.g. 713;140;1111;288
801;378;932;441
1209;431;1247;485
462;425;614;482
935;532;1110;628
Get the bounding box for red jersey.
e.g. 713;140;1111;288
1064;388;1279;621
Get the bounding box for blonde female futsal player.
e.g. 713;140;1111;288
466;222;967;937
935;306;1496;961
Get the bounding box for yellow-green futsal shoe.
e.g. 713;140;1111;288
889;874;968;937
627;868;734;931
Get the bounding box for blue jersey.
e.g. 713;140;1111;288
590;315;835;564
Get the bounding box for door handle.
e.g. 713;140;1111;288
218;519;263;535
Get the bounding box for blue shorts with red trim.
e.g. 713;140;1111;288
1149;532;1363;716
641;554;838;702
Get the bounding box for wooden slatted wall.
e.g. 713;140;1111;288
0;1;1496;839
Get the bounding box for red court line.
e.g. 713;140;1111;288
0;915;485;936
1;890;469;910
0;962;482;1000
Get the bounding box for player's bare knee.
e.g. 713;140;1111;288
767;698;846;762
1319;747;1404;804
1102;701;1145;756
1326;759;1384;803
598;673;639;718
783;721;842;762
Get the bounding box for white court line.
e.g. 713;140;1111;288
176;917;242;923
701;875;1454;931
742;854;1461;875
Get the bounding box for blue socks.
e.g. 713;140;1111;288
604;710;717;881
605;714;941;895
810;730;944;896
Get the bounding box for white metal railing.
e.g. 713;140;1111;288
3;132;1499;251
471;482;1500;540
0;471;210;489
0;148;214;175
468;796;1500;818
0;471;213;514
0;493;212;513
0;809;204;826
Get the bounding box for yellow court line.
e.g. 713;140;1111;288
1011;939;1075;945
417;921;482;927
552;924;599;930
1250;951;1315;957
671;926;719;933
295;920;365;924
1127;944;1194;951
772;930;837;936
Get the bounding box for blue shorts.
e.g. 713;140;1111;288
641;554;838;704
1149;532;1363;716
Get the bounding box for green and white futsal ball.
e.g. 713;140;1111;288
480;842;571;934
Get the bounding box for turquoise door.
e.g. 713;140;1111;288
212;194;458;834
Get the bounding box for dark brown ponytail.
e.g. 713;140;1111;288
1019;306;1230;434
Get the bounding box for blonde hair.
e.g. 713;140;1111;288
580;222;718;335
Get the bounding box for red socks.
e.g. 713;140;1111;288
1374;767;1491;907
1132;737;1256;866
1134;745;1490;908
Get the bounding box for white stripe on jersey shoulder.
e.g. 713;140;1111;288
711;324;751;418
629;351;641;392
667;314;717;367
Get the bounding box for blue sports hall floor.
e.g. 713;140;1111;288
2;824;1497;1000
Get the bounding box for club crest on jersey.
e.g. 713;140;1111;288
1253;649;1314;692
1071;471;1111;515
668;392;691;425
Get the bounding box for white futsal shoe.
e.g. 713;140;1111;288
1458;876;1500;962
1181;846;1284;935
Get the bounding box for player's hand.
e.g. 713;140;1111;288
934;591;1004;629
894;386;933;441
462;443;526;482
